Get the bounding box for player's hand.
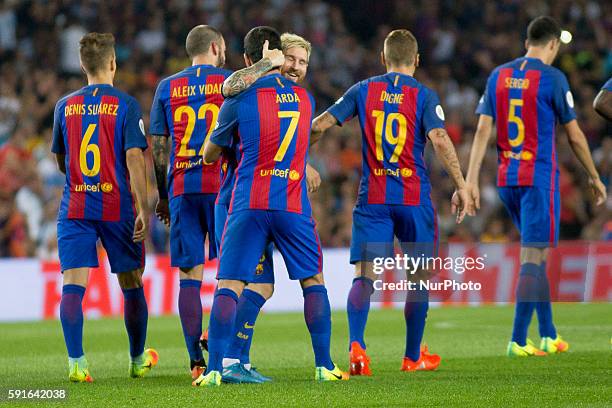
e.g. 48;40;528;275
156;198;170;227
589;177;607;206
306;164;321;193
262;40;285;68
133;211;148;243
451;187;475;224
467;182;481;210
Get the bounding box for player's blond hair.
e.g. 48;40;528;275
281;33;312;61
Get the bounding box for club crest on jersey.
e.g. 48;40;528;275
276;93;301;103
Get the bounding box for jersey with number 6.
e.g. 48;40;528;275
210;73;314;215
150;64;231;197
476;57;576;190
51;84;148;222
327;72;444;206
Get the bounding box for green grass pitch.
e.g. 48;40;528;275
0;304;610;407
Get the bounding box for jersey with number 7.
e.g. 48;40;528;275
51;84;148;221
476;57;576;190
327;72;445;206
210;73;314;215
150;65;231;197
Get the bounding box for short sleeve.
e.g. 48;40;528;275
326;82;359;125
149;82;168;136
209;98;238;148
124;99;148;151
422;89;445;134
475;74;495;118
602;77;612;92
51;101;65;154
552;72;577;125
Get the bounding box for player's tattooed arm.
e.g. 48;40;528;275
222;40;285;97
55;153;66;174
222;58;274;97
151;135;170;226
310;112;338;146
151;135;169;200
429;127;475;222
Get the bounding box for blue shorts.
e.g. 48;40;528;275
498;186;560;247
217;210;322;282
169;193;217;268
57;218;144;273
350;204;438;264
214;204;274;283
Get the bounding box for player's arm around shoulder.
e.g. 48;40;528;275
222;40;284;98
310;112;338;146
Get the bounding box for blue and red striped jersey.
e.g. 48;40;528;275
216;140;239;206
476;57;576;190
210;73;315;215
327;72;445;206
51;84;148;222
150;64;231;197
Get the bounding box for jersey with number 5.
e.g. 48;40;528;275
210;73;314;216
52;84;148;221
476;57;576;190
327;72;444;206
150;65;231;197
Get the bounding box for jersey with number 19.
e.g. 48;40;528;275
327;72;443;263
476;57;577;246
51;84;148;273
210;73;322;282
150;64;231;267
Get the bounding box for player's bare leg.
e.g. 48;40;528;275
61;268;92;382
177;265;207;378
117;268;158;377
299;273;349;381
346;262;375;375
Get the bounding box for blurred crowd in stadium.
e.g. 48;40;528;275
0;0;610;258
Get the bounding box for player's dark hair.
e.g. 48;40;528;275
244;26;282;64
384;29;418;67
186;25;223;59
79;32;115;75
527;16;561;46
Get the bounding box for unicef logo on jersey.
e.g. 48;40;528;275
566;91;574;108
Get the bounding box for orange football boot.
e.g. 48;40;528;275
401;344;441;371
349;341;372;376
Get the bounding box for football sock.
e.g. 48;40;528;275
122;287;148;359
535;262;557;339
511;263;539;346
225;288;266;364
207;288;238;373
404;288;429;361
60;284;86;359
303;285;334;370
347;277;374;349
178;279;204;362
